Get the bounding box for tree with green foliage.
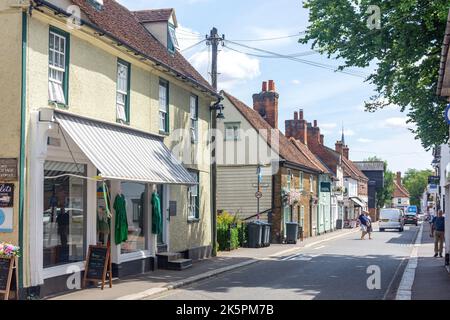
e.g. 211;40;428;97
403;168;434;207
364;156;394;208
301;0;450;149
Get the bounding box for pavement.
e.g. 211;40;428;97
411;221;450;300
48;227;360;300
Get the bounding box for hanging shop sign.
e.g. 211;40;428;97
83;245;112;290
0;159;17;181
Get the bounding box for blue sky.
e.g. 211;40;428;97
119;0;433;173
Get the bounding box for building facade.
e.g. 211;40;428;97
0;0;218;298
217;82;327;243
392;172;410;210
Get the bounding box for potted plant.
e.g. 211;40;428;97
0;242;20;259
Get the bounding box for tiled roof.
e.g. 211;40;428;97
133;9;174;23
290;138;331;174
393;181;410;198
341;156;368;181
67;0;214;93
223;91;321;173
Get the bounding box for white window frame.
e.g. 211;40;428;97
310;176;314;192
159;81;169;132
299;171;304;191
116;61;129;123
188;171;199;220
224;122;241;141
287;169;292;190
190;95;198;143
48;31;67;104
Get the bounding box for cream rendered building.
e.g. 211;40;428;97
0;0;218;298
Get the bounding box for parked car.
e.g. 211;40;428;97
379;208;404;232
404;213;419;226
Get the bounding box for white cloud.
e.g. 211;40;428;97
292;80;301;85
357;138;373;143
320;123;337;129
383;117;413;129
188;47;261;90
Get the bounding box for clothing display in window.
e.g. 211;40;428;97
151;191;162;235
114;194;128;245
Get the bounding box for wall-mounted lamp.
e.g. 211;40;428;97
210;100;225;120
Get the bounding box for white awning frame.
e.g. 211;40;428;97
53;110;198;185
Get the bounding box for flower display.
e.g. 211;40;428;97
0;242;20;258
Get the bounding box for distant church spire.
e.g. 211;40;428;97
341;124;345;145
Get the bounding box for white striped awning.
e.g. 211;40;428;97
53;111;197;185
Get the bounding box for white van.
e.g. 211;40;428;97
379;208;404;232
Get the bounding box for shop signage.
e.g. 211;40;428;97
0;159;17;181
83;245;112;290
0;184;14;208
0;257;18;300
428;176;440;185
320;182;331;193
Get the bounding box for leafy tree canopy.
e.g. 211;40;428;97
403;168;434;207
301;0;450;149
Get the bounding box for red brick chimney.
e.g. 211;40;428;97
253;80;279;129
285;108;308;145
343;145;349;159
397;172;402;185
306;121;321;146
320;134;324;145
335;141;344;155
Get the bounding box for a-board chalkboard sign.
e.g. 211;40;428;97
83;245;112;290
0;257;18;300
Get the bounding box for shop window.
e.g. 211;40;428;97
48;27;70;105
190;95;199;143
116;59;130;124
43;161;86;268
188;171;200;220
97;181;111;246
120;182;147;254
159;79;169;133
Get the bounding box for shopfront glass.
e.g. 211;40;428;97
120;182;147;254
43;161;87;268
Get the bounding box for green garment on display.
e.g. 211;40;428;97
151;191;162;235
114;194;128;245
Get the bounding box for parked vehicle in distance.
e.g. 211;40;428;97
379;208;404;232
404;205;419;226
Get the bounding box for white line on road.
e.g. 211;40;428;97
395;222;423;300
313;245;327;250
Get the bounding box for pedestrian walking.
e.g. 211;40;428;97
365;212;373;240
358;212;368;240
431;210;445;258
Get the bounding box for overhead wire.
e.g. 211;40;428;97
224;40;369;78
180;39;207;52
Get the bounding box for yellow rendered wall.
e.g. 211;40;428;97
0;7;22;245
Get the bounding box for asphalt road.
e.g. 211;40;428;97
149;223;420;300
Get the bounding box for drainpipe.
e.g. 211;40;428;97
18;9;28;296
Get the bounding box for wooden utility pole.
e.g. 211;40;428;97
206;28;224;255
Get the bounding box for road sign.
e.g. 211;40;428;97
445;104;450;124
255;192;263;199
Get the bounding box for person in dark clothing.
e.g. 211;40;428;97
431;210;445;258
358;212;368;240
56;203;70;247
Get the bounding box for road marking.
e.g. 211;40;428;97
313;245;326;250
395;222;423;300
282;254;318;261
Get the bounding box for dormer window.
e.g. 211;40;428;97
87;0;104;11
168;23;179;53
